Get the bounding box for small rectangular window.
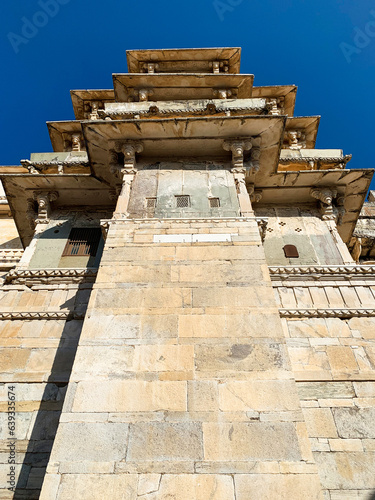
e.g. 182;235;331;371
209;197;220;208
283;245;299;258
146;197;157;209
176;195;190;208
62;228;101;257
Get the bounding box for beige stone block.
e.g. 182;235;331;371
348;317;375;340
294;286;313;308
56;473;138;500
174;262;263;283
329;438;363;451
326;346;359;372
138;474;235;500
309;286;329;308
178;312;283;339
72;380;187;412
98;264;171;284
195;343;290;373
287;318;329;338
302;408;338;437
0;348;30;372
203;422;301;461
315;452;375;489
235;473;323;500
354;381;375;398
354;397;375;407
133;345;194;372
288;347;329;372
318;398;353;407
71;345;134;380
175;245;263;261
188;381;218;412
325;286;345;308
218;380;300;412
296;421;314;461
362;439;375;451
278;287;297;308
94;287;186;310
39;473;61;500
192;286;275;308
25;349;55;372
127;422;203;461
138;474;161;496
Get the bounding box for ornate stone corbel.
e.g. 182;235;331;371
285;130;306;150
143;63;158;73
214;89;232;99
248;184;263;203
90;101;99;120
21;160;39;174
223;139;253;169
310;187;338;220
71;133;82;152
335;194;346;226
138;89;154;102
33;191;58;224
266;97;284;116
256;217;268;242
109;141;144;176
211;61;220;74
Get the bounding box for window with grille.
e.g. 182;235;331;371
209;197;220;208
62;228;102;257
175;195;190;208
146;197;157;209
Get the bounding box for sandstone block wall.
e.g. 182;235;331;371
40;218;323;500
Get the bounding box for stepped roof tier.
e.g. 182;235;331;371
0;47;373;248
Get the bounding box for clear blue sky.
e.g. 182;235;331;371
1;0;375;193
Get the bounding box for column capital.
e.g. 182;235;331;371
223;139;253;169
32;191;58;224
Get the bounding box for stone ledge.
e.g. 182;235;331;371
269;265;375;281
5;268;98;286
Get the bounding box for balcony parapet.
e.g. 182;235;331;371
99;98;267;119
21;152;89;175
278;149;351;171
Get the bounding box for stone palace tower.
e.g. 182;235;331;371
1;47;375;500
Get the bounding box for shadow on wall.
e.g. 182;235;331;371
14;314;86;497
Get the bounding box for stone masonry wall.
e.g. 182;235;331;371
40;218;323;500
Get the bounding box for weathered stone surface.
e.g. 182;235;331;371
297;381;355;400
333;407;375;438
202;422;302;461
218;380;300;411
56;473;138;500
127;422;203;461
51;422;128;462
195;343;290;373
235;473;324;500
315;452;375;490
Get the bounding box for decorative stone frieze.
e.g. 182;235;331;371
5;268;98;285
269;265;375;281
0;311;86;320
279;308;375;318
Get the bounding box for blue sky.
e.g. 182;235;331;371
1;0;375;193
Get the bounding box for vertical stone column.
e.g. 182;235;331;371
110;142;143;218
231;167;254;217
311;188;354;264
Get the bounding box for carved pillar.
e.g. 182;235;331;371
311;188;353;264
90;101;99;120
109;142;143;217
71;133;81;152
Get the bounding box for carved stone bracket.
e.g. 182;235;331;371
223;139;253;169
142;63;159;73
138;89;154;102
109;141;144;176
33;191;58;224
209;60;229;73
90;101;99;120
26;198;37;230
213;89;232;99
266;97;284;116
285;130;306;150
310;187;338;221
